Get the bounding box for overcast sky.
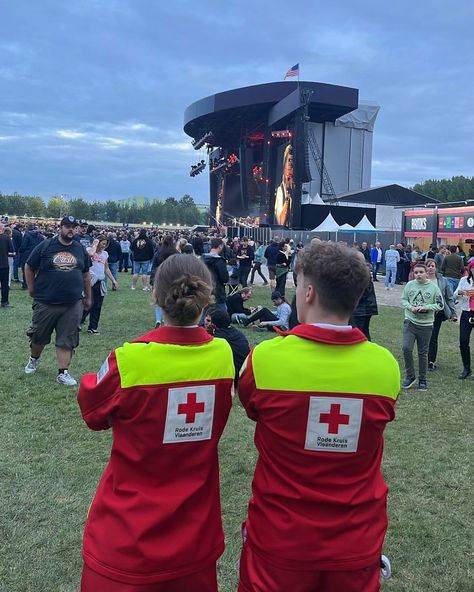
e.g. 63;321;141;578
0;0;472;204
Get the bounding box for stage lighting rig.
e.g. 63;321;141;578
190;159;206;177
192;132;214;150
271;130;293;138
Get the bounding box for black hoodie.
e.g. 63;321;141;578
202;253;229;303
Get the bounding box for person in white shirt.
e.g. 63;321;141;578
119;235;131;272
384;245;400;290
454;262;474;379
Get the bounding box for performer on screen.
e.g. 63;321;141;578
274;144;294;226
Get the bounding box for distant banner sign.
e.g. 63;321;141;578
403;209;435;237
437;207;474;239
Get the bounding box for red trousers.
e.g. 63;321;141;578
238;543;381;592
81;563;218;592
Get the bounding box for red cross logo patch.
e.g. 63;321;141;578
304;397;363;452
163;385;215;444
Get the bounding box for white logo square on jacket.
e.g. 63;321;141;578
163;385;215;444
305;397;363;453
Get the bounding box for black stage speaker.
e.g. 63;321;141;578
293;119;312;184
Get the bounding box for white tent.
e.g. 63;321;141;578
353;214;377;232
302;192;325;205
311;213;340;233
338;223;355;231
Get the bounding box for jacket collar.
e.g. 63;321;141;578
274;323;367;345
133;326;213;345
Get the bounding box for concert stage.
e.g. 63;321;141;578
184;81;379;230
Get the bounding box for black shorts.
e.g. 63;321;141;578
27;300;83;350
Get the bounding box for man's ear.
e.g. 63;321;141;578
305;282;316;305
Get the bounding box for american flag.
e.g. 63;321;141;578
284;63;299;79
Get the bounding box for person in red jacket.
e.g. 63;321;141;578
78;254;235;592
238;242;400;592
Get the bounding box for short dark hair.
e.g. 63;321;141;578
209;309;231;329
413;262;427;271
295;242;370;316
210;237;223;250
449;245;457;253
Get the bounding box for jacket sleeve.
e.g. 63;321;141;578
77;351;122;431
401;284;411;309
238;351;258;421
217;259;229;284
443;280;456;316
421;285;444;311
19;234;30;254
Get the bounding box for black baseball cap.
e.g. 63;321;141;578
78;219;88;226
60;215;79;227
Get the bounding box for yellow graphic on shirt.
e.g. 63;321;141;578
52;252;78;271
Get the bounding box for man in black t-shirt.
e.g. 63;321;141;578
24;216;92;386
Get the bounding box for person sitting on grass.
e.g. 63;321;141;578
226;287;253;324
401;262;444;391
238;291;291;332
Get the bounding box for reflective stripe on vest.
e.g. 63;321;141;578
252;335;399;400
115;338;235;389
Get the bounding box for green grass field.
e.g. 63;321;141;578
0;276;472;591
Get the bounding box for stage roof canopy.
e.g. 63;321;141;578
336;184;441;207
184;81;358;146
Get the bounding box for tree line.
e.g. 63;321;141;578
412;176;474;202
0;193;206;225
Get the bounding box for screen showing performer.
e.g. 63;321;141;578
215;176;224;226
273;143;294;226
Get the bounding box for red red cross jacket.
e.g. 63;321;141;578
77;326;235;585
238;324;400;571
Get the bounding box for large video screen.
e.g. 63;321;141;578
272;142;294;226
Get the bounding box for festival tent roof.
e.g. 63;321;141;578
302;192;325;205
311;213;340;232
338;223;355;231
335;184;440;206
353;214;377;232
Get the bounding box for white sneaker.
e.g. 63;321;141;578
131;286;136;290
25;356;40;374
56;370;77;386
143;286;150;291
380;554;392;579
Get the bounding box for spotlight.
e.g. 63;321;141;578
189;160;207;177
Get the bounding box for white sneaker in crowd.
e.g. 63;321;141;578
380;554;392;579
24;356;40;374
56;370;77;386
131;286;136;290
143;286;150;291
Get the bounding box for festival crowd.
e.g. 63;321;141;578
0;214;473;591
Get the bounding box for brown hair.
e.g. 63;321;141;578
413;262;427;271
295;242;370;316
154;254;212;325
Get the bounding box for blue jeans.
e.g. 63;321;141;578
371;262;380;280
385;267;397;288
155;306;162;325
133;260;151;275
13;253;20;281
119;252;130;272
108;261;118;283
447;277;459;294
231;312;248;323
